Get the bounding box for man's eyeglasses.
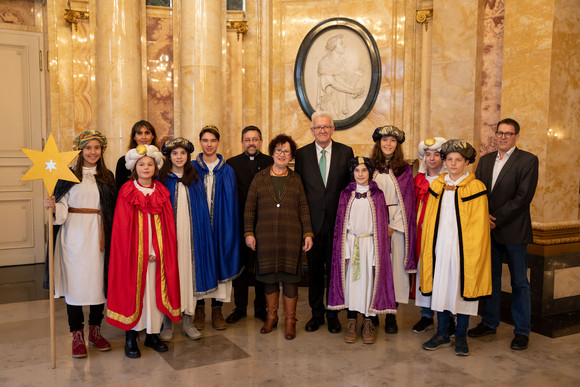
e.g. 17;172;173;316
274;149;290;156
495;131;516;138
311;125;333;131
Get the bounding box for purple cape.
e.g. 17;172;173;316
397;164;418;272
328;181;397;313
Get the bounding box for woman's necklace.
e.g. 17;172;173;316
270;167;288;176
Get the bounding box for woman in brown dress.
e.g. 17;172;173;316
244;134;313;340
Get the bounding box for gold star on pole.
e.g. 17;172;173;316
21;134;80;196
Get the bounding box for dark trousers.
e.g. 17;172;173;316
307;219;336;319
479;235;531;336
66;303;105;332
232;246;266;313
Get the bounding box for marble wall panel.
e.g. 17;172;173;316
554;267;580;299
267;0;408;160
0;0;35;30
430;0;482;145
502;0;580;223
71;19;93;133
479;0;504;156
146;14;174;145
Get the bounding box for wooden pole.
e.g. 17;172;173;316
48;207;56;368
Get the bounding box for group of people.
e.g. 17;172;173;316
45;112;538;360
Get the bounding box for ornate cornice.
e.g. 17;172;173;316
226;20;248;41
64;9;89;30
532;221;580;245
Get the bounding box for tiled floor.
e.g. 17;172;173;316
1;265;579;386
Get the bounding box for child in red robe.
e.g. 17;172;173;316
107;144;181;359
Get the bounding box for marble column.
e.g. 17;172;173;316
223;11;246;157
417;9;432;142
178;0;224;142
429;0;484;145
94;0;143;167
501;0;580;224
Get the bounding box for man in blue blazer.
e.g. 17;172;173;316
468;118;538;350
294;111;354;334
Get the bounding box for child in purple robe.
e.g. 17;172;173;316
328;157;396;344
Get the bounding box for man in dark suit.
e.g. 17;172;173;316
226;126;273;324
294;111;354;333
468;118;538;350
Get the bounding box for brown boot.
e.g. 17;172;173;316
260;292;279;334
284;295;298;340
345;318;358;343
212;306;227;330
193;304;205;330
362;318;376;344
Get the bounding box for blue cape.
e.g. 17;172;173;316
163;172;219;294
193;154;242;282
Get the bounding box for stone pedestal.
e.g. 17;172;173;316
500;242;580;338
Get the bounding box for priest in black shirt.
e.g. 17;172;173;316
226;126;274;323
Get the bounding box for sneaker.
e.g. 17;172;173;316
160;315;174;341
412;317;434;333
422;334;452;351
182;314;202;339
344;318;357;343
385;314;398;334
510;334;529;350
193;305;205;330
226;308;247;324
455;336;470;356
467;322;496;338
71;329;88;358
361;318;376;344
88;325;111;351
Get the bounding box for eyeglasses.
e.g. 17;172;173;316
495;131;516;138
274;149;290;156
242;137;261;143
311;125;333;131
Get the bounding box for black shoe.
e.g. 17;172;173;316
412;317;434;333
254;310;267;323
225;308;247;324
145;334;168;352
455;336;470;356
125;331;141;359
510;334;529;350
327;317;342;334
467;322;496;338
385;314;398;334
370;315;379;327
305;316;324;332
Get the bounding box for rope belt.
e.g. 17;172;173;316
348;231;373;281
68;207;104;252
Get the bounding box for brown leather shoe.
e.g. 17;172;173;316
283;295;298;340
362;318;376;344
211;306;227;330
345;318;358;343
261;292;279;334
88;325;111;351
193;304;205;330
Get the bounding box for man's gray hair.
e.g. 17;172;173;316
311;111;335;127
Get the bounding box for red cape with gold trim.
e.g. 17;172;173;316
106;181;181;330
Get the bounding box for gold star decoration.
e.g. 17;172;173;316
21;134;80;196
